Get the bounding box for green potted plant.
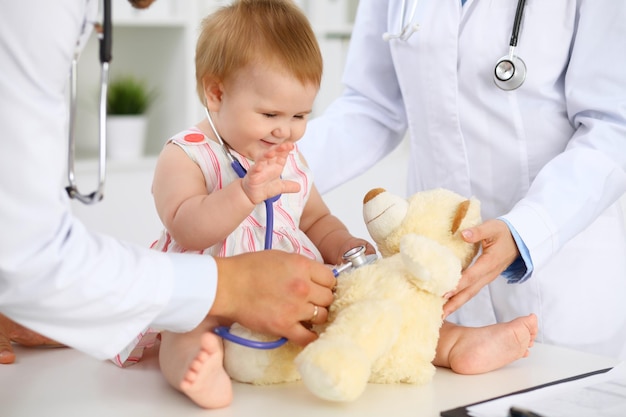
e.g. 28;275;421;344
106;75;156;160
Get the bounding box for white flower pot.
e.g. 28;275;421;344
106;115;148;161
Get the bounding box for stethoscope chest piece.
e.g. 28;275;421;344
494;55;527;91
332;245;378;277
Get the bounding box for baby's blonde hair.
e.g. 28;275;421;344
195;0;323;105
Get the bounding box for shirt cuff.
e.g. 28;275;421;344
498;217;534;283
150;253;218;332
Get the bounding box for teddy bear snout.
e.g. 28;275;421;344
363;190;409;243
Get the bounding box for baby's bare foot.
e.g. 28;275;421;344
178;332;233;409
446;313;538;375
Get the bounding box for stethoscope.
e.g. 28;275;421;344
383;0;528;91
66;0;112;205
493;0;528;90
203;107;279;250
214;245;378;349
204;105;282;347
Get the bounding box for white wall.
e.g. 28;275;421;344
323;141;409;241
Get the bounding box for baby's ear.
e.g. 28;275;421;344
203;77;224;110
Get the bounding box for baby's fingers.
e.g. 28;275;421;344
280;179;301;195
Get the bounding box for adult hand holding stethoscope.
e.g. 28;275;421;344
214;245;378;349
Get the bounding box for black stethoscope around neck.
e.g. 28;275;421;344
493;0;528;90
383;0;528;91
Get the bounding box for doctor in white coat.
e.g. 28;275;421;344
0;0;335;364
301;0;626;359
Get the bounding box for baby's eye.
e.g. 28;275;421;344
262;113;276;118
294;114;305;120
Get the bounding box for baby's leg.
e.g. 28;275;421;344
433;314;538;375
159;317;232;409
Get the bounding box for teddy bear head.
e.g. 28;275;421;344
362;188;481;269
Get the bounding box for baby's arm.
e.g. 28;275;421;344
152;142;299;251
300;184;375;266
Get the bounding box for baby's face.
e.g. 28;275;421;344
211;64;318;161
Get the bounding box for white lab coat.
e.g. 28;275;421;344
301;0;626;359
0;0;215;359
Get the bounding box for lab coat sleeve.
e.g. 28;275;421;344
0;0;215;360
501;1;626;270
299;1;408;194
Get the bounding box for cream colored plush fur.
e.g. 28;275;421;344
222;188;481;402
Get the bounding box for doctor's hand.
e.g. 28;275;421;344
210;250;336;346
443;219;519;318
242;142;301;205
0;314;64;364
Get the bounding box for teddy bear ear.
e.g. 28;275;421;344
450;197;482;234
363;188;386;204
363;189;409;243
450;200;471;234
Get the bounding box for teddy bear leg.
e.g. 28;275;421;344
295;300;402;402
222;323;302;385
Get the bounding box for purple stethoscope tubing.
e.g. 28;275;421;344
205;107;287;348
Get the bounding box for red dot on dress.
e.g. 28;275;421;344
184;133;204;143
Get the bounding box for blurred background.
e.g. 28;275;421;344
71;0;408;247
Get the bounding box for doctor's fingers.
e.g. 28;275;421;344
461;219;520;265
0;313;63;353
284;322;319;346
443;257;501;318
0;316;15;364
308;259;337;290
443;235;516;318
444;237;507;315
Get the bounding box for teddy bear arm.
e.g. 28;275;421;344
400;234;463;296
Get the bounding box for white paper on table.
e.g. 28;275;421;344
467;362;626;417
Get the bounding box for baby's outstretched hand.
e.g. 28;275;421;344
241;142;301;204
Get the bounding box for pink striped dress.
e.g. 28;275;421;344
150;128;323;261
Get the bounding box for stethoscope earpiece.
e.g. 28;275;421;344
493;55;527;91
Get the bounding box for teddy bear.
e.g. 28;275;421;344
222;187;481;402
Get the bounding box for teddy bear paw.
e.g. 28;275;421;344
296;340;370;402
400;234;462;295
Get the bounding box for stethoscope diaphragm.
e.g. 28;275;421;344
493;55;527;91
